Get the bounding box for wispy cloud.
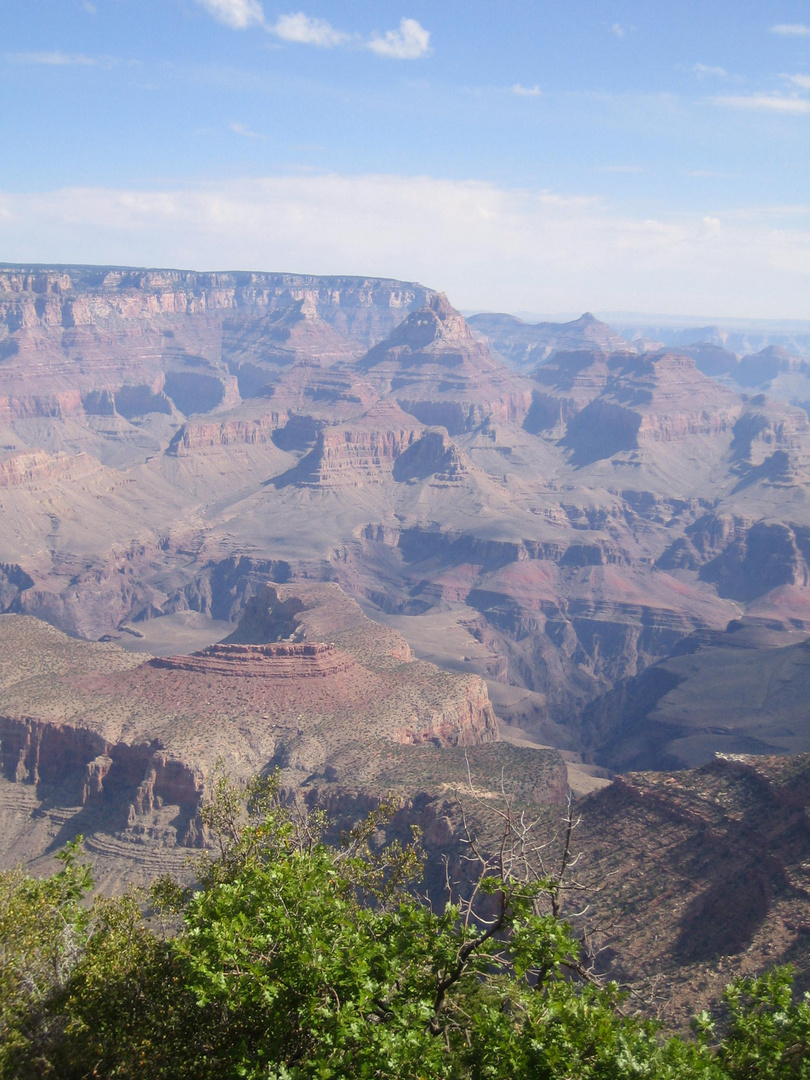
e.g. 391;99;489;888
368;18;431;59
3;174;807;317
785;74;810;90
511;83;541;97
693;63;728;79
713;92;810;114
195;5;431;59
270;12;349;47
5;50;98;66
195;0;265;30
771;23;810;36
229;121;266;139
611;23;626;38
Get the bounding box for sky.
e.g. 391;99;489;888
1;0;809;319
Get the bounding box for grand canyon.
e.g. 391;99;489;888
3;263;810;1013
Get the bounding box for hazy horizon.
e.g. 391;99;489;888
2;0;809;319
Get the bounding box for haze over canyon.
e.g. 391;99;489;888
3;263;810;1005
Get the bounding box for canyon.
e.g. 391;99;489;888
2;264;810;987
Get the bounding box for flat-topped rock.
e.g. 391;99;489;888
151;640;358;678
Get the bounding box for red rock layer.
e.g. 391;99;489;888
150;641;359;679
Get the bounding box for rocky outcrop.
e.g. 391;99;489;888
357;295;534;433
700;520;810;601
393;677;497;747
0;450;99;488
736;345;805;387
0;715;205;844
167;410;288;454
151;641;358;679
393;430;473;483
530;350;740;456
292;424;422;486
0;389;84;421
0;266;435;348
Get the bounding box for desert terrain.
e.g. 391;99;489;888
2;264;810;1003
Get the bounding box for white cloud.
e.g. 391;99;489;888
229;121;266;139
713;92;810;114
611;23;626;38
693;63;728;79
195;0;265;30
1;173;808;318
270;12;349;47
5;51;98;65
368;18;431;59
771;23;810;36
194;7;431;59
511;83;541;97
785;74;810;89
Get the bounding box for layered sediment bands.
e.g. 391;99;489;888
0;715;204;843
0;450;100;488
0;267;435;347
151;641;358;679
0;389;84;421
700;520;810;602
293;424;422;486
167;410;288;454
393;430;472;483
533;349;741;454
396;391;533;435
731;402;810;470
357;295;534;433
468;312;629;371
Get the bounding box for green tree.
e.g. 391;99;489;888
1;774;808;1079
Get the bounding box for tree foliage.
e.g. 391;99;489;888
0;775;808;1078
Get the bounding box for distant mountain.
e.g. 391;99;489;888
466;311;629;371
357;294;534;434
606;317;810;360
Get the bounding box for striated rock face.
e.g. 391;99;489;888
0;389;84;421
151;641;359;679
0;450;100;488
0;266;435;346
0;267;436;423
0;594;500;865
700;520;810;602
0;715;205;844
533;349;741;459
393;677;496;747
358;294;535;433
168;410;288;454
393;430;474;484
288;404;423;486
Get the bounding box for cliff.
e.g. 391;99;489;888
0;266;436;348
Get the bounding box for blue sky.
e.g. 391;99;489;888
1;0;809;318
